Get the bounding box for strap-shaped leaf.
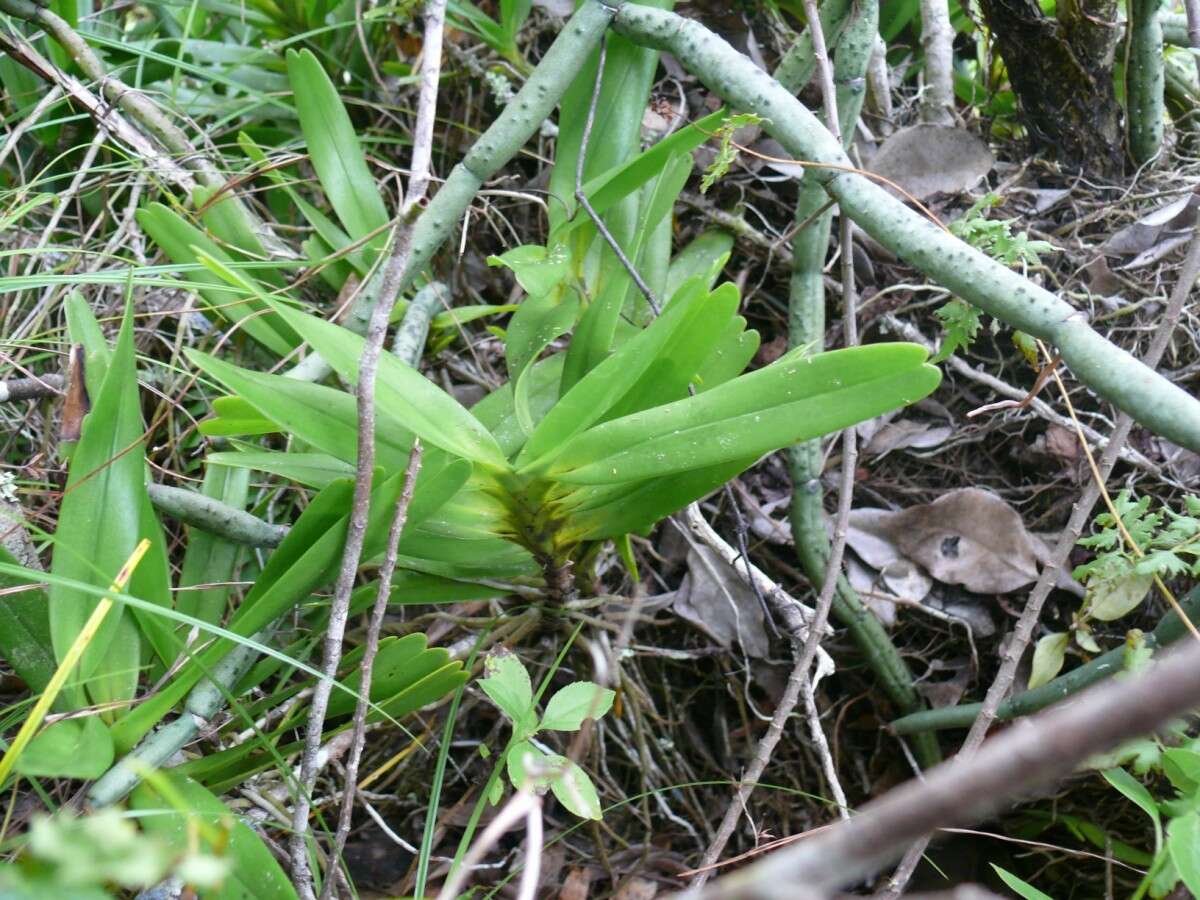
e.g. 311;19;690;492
50;302;166;709
285;49;389;245
188;349;412;469
547;344;940;484
268;301;508;467
137;203;298;356
517;278;715;468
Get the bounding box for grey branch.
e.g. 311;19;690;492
697;641;1200;899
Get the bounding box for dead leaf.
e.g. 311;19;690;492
1039;424;1080;463
846;557;899;627
1101;194;1198;257
674;547;771;657
59;343;89;444
614;877;659;900
849;489;1041;594
867;125;994;201
863;419;952;459
1155;438;1200;481
1083;256;1124;296
560;867;593;900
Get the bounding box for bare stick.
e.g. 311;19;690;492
434;791;541;900
0;373;64;402
697;640;1200;899
321;442;423;900
881;221;1200;896
288;2;448;885
0;31;196;192
405;0;446;210
917;0;956;125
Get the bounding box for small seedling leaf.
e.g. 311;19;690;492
1028;632;1068;690
540;682;614;732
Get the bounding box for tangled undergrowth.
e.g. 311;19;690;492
4;0;1200;897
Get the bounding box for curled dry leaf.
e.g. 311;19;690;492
862;418;952;459
866;125;994;201
673;546;771;658
1101;194;1199;270
848;488;1041;595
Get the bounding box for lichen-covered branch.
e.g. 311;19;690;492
612;4;1200;453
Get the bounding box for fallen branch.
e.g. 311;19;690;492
890;583;1200;735
697;640;1200;899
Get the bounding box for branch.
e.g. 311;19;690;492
698;640;1200;899
611;5;1200;453
890;583;1200;735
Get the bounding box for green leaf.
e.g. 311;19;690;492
1087;572;1154;621
208;449;355;489
267;302;508;467
1103;768;1162;853
507;288;581;434
550;758;603;820
518;282;713;467
15;717;113;779
188;348;411;469
666;230;733;299
932;298;983;363
1028;632;1068;690
1163;748;1200;794
990;865;1053;900
0;544;55;694
700;112;765;193
1169;811;1200;897
130;773;298;900
48;301;166;710
489;244;571;297
539;682;614;731
551;109;729;243
136;204;298;356
543;344;941;485
505;286;580;388
176;466;248;628
479;651;535;736
285;49;389;245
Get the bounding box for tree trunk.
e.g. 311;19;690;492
981;0;1125;174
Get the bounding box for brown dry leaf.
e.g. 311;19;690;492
614;877;659;900
673;547;771;657
867;125;994;201
1101;194;1198;260
559;867;594;900
849;488;1041;594
863;419;952;459
1041;424;1080;463
1083;255;1124;296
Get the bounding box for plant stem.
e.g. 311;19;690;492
918;0;956;125
145;484;289;548
611;3;1200;453
783;2;942;769
1126;0;1166;164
